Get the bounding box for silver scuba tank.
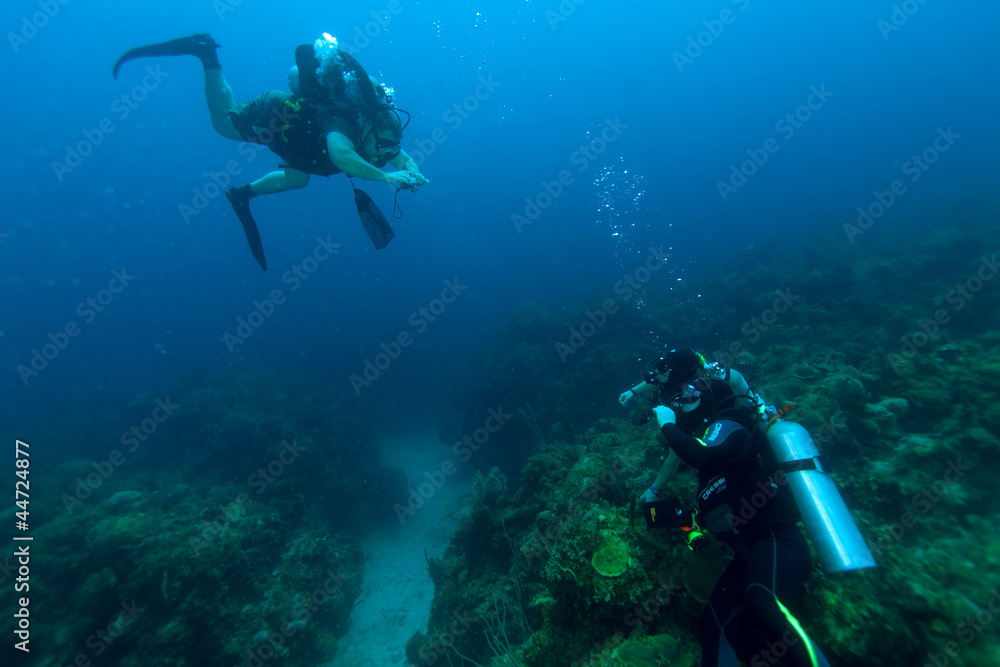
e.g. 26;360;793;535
766;418;877;573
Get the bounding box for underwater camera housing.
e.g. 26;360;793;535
643;496;691;529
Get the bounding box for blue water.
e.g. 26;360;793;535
3;0;998;435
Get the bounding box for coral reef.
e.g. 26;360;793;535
27;372;409;666
31;476;364;666
21;204;1000;666
416;213;1000;666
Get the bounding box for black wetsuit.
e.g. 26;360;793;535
662;409;832;667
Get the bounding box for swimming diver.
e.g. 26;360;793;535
112;33;428;270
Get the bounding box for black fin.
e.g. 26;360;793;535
112;33;220;79
226;186;267;271
354;188;395;249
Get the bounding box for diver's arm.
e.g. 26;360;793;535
660;425;714;468
632;381;657;396
651;448;680;491
727;369;765;410
326;132;394;183
641;448;680;503
389;150;419;173
661;423;747;469
620;379;657;406
621;380;656;405
653;405;746;469
728;368;749;393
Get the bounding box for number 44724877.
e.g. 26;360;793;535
15;440;29;527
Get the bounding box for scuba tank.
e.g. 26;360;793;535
765;416;876;573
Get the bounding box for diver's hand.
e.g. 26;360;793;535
618;390;634;407
640;487;660;504
401;173;429;192
653;406;675;429
385;171;420;190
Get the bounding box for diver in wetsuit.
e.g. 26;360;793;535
619;348;758;411
112;33;428;269
642;376;832;667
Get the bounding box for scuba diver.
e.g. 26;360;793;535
618;349;842;666
619;348;758;411
112;33;428;270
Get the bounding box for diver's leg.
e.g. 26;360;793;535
699;561;748;667
743;524;831;667
224;169;309;271
205;69;241;140
225;169;310;233
248;169;311;195
111;34;242;140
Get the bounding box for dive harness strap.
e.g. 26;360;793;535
775;457;823;475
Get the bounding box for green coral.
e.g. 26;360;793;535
615;634;690;666
591;535;630;577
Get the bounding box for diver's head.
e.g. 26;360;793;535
669;378;734;433
646;348;704;390
374;106;403;140
360;110;403;165
287;66;302;96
